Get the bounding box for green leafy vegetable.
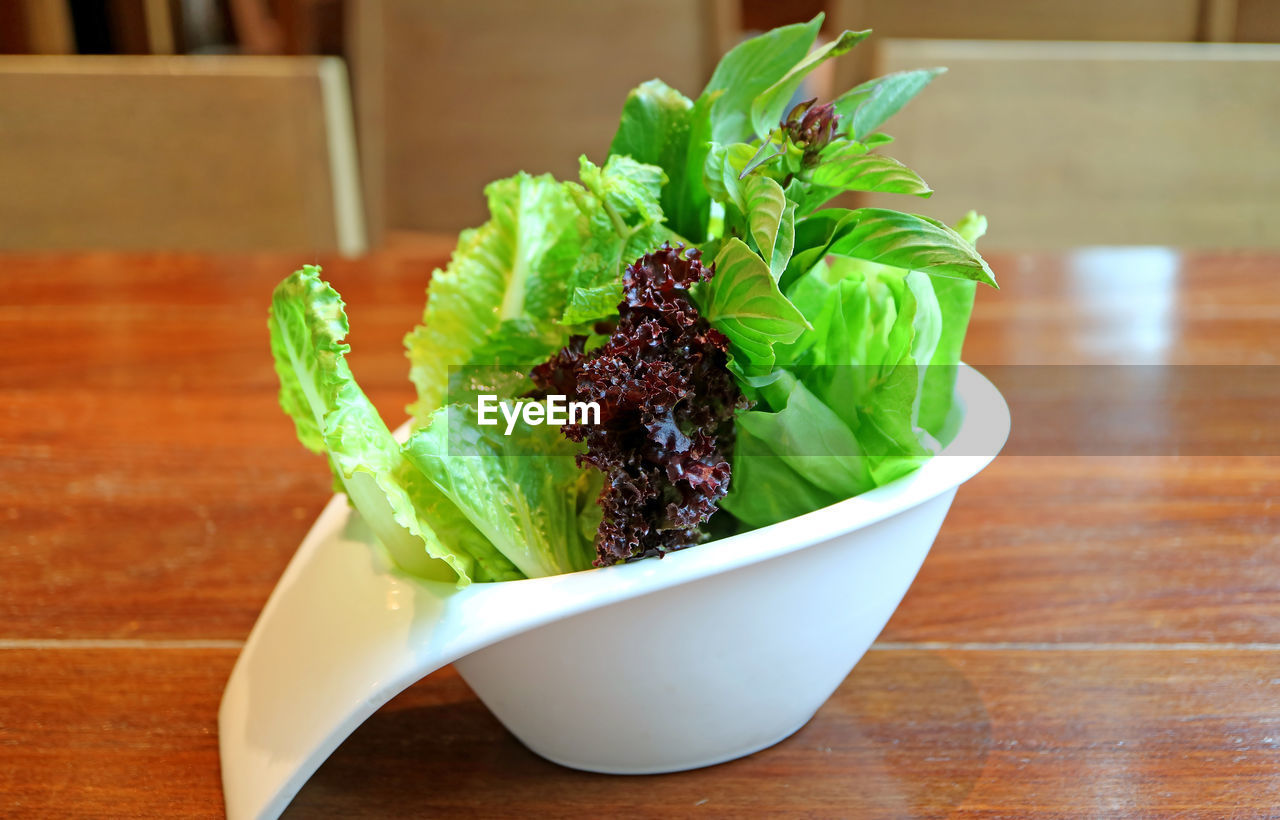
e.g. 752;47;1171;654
609;79;708;241
701;16;822;144
560;155;672;327
918;211;988;437
729;371;875;510
718;412;843;527
806;208;995;288
749;28;871;139
833;67;946;139
702;141;753;212
743;175;790;275
405;173;582;423
269;22;1000;580
810;152;932;197
404;404;599;578
723;258;947;527
693;238;810;373
269;265;523;584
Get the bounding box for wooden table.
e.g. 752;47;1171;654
2;242;1277;817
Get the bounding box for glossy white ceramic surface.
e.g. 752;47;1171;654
218;365;1009;820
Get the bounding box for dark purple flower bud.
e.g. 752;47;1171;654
783;97;840;166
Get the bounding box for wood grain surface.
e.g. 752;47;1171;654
2;242;1277;817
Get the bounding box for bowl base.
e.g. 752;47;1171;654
517;711;816;776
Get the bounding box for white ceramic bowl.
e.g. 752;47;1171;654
219;365;1009;819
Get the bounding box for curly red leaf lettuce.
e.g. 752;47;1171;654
532;244;745;566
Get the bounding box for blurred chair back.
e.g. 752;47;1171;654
0;55;365;253
863;40;1280;249
829;0;1206;86
349;0;739;239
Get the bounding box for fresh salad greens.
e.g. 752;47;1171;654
267;16;995;584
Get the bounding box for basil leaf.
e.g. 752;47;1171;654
703;142;754;212
701;16;822;144
811;152;933;197
778;206;860;291
827;208;997;286
833;68;946;139
772;200;797;281
693;238;810;370
749;29;871;139
744;175;787;272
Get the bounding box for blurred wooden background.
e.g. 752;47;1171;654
865;40;1280;248
0;55;364;253
1;0;1278;249
347;0;739;243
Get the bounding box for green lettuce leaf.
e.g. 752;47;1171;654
718;416;842;528
269;265;523;585
918;211;988;437
406;158;672;419
721;372;872;528
405;173;582;423
723;255;948;527
577;153;665;228
609;79;710;241
560;155;671;327
403;404;600;578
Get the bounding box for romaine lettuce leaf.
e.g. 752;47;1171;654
609;79;710;241
269;265;523;585
405;173;583;424
403;404;600;578
918;211;988;437
406;158;673;421
560;155;671;327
